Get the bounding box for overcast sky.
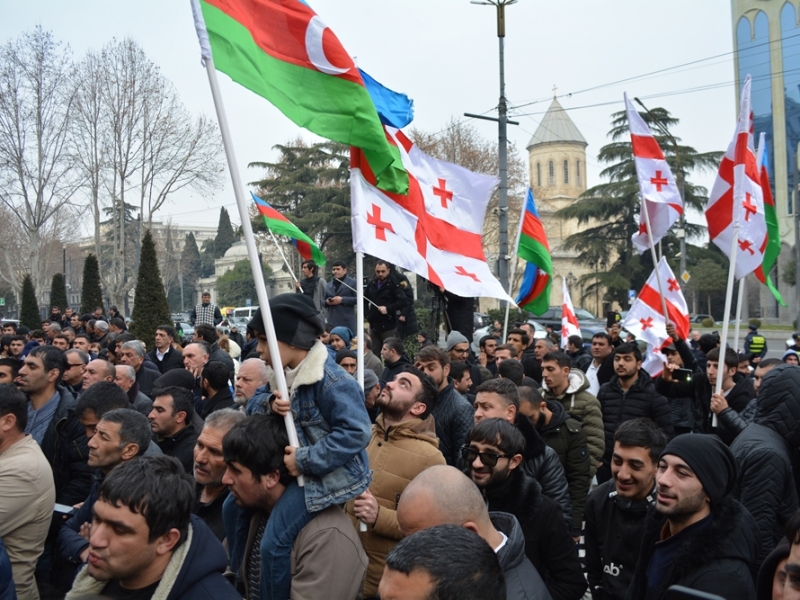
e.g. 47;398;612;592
2;0;735;234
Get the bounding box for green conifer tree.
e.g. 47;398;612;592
20;274;40;329
213;207;236;258
130;230;172;349
50;273;68;313
80;254;105;315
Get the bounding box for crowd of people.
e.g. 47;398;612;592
1;258;800;600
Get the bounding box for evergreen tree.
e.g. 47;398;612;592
216;259;272;307
130;230;172;349
556;106;722;304
180;233;202;287
213;207;236;258
20;274;40;328
80;254;105;315
50;273;68;313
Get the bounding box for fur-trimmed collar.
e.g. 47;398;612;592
483;467;543;527
269;340;328;395
65;523;194;600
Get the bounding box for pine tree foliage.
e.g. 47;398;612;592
130;230;172;349
213;207;237;258
20;274;40;328
216;259;272;307
50;273;69;312
80;254;105;315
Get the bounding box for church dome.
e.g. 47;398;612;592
223;241;249;259
527;98;587;149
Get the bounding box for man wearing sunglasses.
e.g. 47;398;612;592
463;418;587;600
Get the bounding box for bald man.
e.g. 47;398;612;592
396;465;553;600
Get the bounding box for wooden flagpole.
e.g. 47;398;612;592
714;224;740;427
503;194;528;341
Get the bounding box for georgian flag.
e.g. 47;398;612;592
625;93;683;254
705;75;768;280
642;346;666;378
560;279;581;349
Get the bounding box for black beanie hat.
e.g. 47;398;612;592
248;293;324;351
153;369;196;392
660;433;736;505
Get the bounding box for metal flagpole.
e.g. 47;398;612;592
267;230;299;286
733;281;745;352
335;276;380;309
203;57;303;485
503;192;527;341
642;199;670;321
714;224;740;428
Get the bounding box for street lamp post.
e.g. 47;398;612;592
466;0;519;299
633;98;687;285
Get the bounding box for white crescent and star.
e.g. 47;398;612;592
305;16;349;75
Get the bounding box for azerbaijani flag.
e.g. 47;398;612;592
252;192;326;266
754;137;785;305
514;188;552;315
191;0;408;194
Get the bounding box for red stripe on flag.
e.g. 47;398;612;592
293;239;312;261
521;212;551;251
631;134;665;160
639;284;688;339
760;165;774;208
393;129;414;154
256;202;291;223
706;157;734;240
519;273;549;307
734;131;760;181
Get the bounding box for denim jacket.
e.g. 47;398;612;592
250;341;372;512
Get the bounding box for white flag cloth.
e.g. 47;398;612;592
350;127;515;303
642;345;666;378
625;93;683;254
560;279;581;349
705;75;768;280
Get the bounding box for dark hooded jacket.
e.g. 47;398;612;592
365;274;408;333
730;363;800;569
756;538;790;600
381;354;412;384
537;401;591;536
430;379;474;467
584;479;655;600
484;469;586;600
489;512;554;600
625;496;760;600
570;346;592;374
515;413;574;533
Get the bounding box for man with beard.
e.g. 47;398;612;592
464;418;587;600
233;357;269;410
295;259;327;316
626;434;760;600
478;335;499;376
584;418;667;600
344;366;445;598
596;344;673;483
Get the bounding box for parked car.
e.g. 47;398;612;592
174;321;194;344
691;314;714;323
533;306;604;331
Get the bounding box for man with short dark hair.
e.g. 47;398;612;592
0;384;56;600
65;455;238;599
8;336;25;362
199;361;235;419
596;343;673;484
148;325;183;373
107;317;126;334
119;340;160;399
449;360;474;401
193;325;235;386
415;345;473;467
365;261;408;351
464;418;586;600
479;334;499;376
0;358;20;385
586;330;620;396
344;366;445;597
295;259;327;315
191;291;223;327
224;414;368;599
567;335;591;373
75;382;131;440
71;334;92;357
627;434;760;599
381;337;411;383
584;418;667;600
1;322;17;336
495;343;518;367
52;334;70;352
148;386;199;475
62;349;88;397
324;260;357;332
379;525;506;600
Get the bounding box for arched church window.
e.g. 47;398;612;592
563;160;569;184
577;160;582;185
536;162;541;187
548;161;554;185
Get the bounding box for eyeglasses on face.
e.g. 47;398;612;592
460;445;511;468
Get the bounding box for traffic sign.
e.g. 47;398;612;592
0;298;5;306
681;271;690;284
246;298;251;307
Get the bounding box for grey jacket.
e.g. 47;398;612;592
490;511;554;600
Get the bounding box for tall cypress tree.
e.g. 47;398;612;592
50;273;68;313
213;207;236;258
20;274;40;328
80;254;104;315
130;230;172;349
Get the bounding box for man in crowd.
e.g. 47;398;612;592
744;323;768;366
0;358;19;385
626;434;760;599
194;325;235;386
518;386;590;540
233;357;269;409
447;331;482;394
148;325;184;373
8;336;25;362
566;335;592;373
62;349;88;397
51;334;69;352
378;525;506;600
118;340;160;399
362;335;384;381
183;341;210;380
365;261;408;350
464;417;586;600
586;330;619;397
295;259;327;315
191;291;223;327
148;386;199;475
93;320;110;349
194;408;245;542
584;418;666;600
324;260;358;332
82;359;115;390
539;351;604;477
113;365;153;417
71;334;92;357
344;366;445;597
381;337;411;383
198;361;235;419
449;360;474;403
66;455;239;599
495;343;518;367
415;345;473;467
0;384;56;600
397;465;553;600
596;343;673;483
223;414;368;599
478;334;499;376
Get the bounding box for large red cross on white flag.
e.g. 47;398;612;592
705;74;767;280
624;93;683;255
560;279;581;349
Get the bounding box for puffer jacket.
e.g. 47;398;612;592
490;512;554;600
570;347;592;374
516;414;574;533
730;363;800;569
626;496;760;600
431;380;474;467
345;414;445;597
597;373;674;465
541;370;605;475
538;401;591;536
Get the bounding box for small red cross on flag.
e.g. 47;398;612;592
366;204;395;241
455;265;480;282
742;193;757;222
738;239;755;256
650;171;668;192
640;316;654;330
667;278;680;292
432;178;453;209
